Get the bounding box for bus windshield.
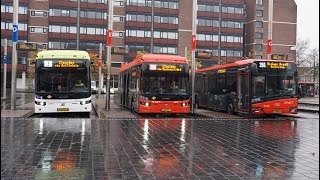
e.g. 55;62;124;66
253;72;297;99
36;59;90;99
141;73;189;94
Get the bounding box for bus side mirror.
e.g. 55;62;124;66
251;63;258;76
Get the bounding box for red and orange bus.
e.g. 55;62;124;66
195;59;299;115
119;54;190;113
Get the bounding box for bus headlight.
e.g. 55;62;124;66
80;100;91;105
140;102;151;107
251;98;261;103
181;103;189;107
290;106;298;113
252;107;263;113
35;101;46;106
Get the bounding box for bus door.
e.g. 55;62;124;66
200;76;208;107
237;72;250;112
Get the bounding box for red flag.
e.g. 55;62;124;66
192;35;196;50
107;30;112;46
267;39;272;54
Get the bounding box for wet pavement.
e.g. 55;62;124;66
1;91;320;179
1;117;319;180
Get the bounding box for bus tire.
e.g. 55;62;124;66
226;101;234;115
130;98;134;112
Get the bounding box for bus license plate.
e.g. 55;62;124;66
272;110;282;114
57;108;69;111
161;109;172;112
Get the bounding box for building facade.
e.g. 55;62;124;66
244;0;297;60
1;0;296;88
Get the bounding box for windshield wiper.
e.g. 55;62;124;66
72;88;90;97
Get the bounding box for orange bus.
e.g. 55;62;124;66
119;54;190;113
195;59;299;115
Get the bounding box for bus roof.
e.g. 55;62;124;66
36;50;90;60
119;54;189;72
196;59;295;73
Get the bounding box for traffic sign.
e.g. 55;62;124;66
12;25;18;42
3;55;7;64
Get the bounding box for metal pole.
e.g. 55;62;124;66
314;55;316;84
218;0;221;64
267;0;273;59
98;43;102;96
11;0;19;110
185;47;188;58
191;0;197;113
3;38;7;99
76;0;80;50
150;0;154;53
106;0;113;110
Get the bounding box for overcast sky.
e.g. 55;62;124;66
294;0;319;49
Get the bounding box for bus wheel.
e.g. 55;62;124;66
130;101;134;112
226;102;234;115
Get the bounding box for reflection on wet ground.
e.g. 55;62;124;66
1;118;319;179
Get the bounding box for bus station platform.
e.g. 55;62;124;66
93;97;137;119
1;101;34;118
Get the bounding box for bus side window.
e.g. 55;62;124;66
226;74;237;93
217;74;226;94
208;75;216;94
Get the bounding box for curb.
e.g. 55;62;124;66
298;108;319;113
92;101;106;119
24;110;35;118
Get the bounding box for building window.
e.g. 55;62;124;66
255;21;263;28
114;0;124;6
37;43;48;50
2;5;27;14
255;44;263;51
255;32;263;39
256;0;263;5
113;31;124;38
256;10;263;17
50;8;107;19
30;27;48;34
31;10;48;17
114;16;125;22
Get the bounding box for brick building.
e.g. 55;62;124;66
244;0;297;60
1;0;296;88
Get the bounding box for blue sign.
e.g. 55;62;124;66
12;25;18;42
3;55;7;64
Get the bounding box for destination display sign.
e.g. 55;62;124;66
196;51;212;59
43;60;82;68
149;64;182;72
271;54;288;60
257;61;290;69
218;69;226;73
16;42;38;51
111;47;129;55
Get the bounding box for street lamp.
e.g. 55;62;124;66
76;0;80;50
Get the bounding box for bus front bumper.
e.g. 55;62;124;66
34;99;92;113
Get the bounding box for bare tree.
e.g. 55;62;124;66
296;37;310;67
306;48;319;83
